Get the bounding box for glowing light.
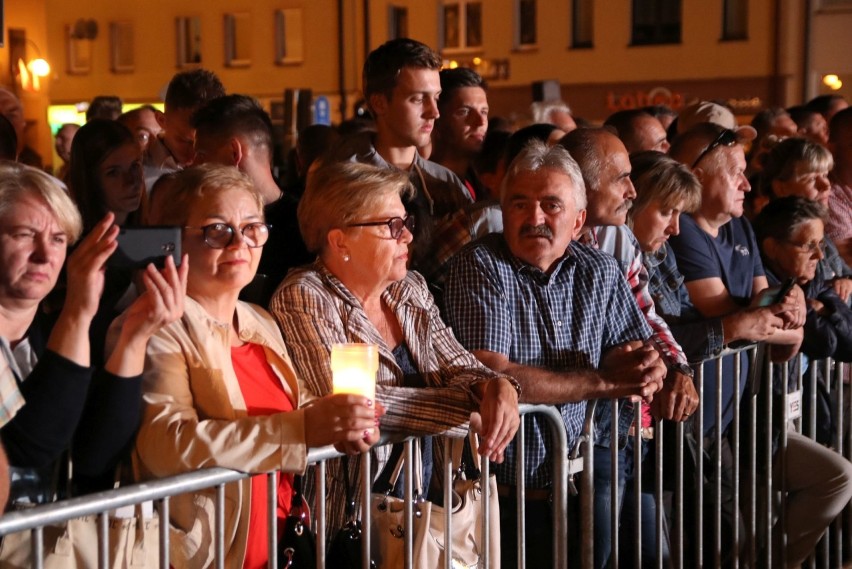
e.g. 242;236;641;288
472;57;482;65
330;343;378;400
823;74;843;90
28;58;51;77
449;60;459;69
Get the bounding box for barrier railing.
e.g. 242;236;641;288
595;346;852;569
0;404;569;569
2;353;847;569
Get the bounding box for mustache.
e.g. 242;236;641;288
520;224;553;238
618;199;634;213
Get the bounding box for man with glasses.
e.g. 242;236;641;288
669;122;806;567
332;38;473;272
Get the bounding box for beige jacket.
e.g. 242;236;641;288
134;297;312;569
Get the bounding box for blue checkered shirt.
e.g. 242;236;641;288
444;234;652;488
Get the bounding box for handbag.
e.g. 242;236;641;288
370;433;500;569
327;456;375;569
0;503;158;569
278;475;317;569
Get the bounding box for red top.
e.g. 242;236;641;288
231;342;296;569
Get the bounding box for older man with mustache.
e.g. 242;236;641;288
444;141;666;567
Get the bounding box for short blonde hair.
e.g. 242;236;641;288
299;162;413;254
0;161;83;242
628;151;702;222
149;164;263;227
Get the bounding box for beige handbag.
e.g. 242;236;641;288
0;503;158;569
370;433;500;569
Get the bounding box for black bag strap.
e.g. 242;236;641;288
341;456;357;521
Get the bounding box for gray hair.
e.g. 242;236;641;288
530;100;572;124
501;140;587;210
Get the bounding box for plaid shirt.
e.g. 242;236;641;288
270;261;507;531
827;180;852;244
444;234;651;488
583;225;688;367
417;200;503;289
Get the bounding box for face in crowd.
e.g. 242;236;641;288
764;218;826;286
436;85;489;157
99;141;145;223
182;187;266;303
693;136;751;222
370;65;441;150
587;133;637;227
632;198;685;253
0;194;68;305
502;167;586;274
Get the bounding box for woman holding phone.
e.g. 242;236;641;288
135;164;380;568
0;162;186;503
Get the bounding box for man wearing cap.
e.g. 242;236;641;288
676;100;758;140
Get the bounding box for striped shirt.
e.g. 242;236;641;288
444;234;651;488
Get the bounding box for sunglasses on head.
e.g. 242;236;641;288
691;129;738;169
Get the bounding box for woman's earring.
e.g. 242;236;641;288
343;253;351;262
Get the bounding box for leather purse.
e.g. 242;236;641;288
278;475;316;569
327;456;375;569
370;433;500;569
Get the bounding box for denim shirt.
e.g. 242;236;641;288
644;243;726;364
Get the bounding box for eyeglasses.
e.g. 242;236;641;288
185;222;271;249
785;238;826;256
691;129;739;169
347;214;416;240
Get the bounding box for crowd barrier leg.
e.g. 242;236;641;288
159;496;170;569
516;416;526;569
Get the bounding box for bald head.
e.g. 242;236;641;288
559;128;636;226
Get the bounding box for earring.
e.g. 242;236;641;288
343;253;351;262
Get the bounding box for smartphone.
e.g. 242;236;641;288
755;277;796;307
108;226;182;270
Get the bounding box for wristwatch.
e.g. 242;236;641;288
671;362;695;378
504;377;522;400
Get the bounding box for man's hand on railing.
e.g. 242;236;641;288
599;341;666;403
304;394;384;454
651;369;699;422
470;377;521;463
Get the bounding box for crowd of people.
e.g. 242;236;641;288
0;35;851;568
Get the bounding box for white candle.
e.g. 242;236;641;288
331;343;378;400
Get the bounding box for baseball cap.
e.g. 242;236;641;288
677;101;757;141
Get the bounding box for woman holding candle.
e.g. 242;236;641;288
132;164;380;569
270;161;521;533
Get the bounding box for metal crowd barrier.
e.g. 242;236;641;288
0;404;569;569
593;346;852;569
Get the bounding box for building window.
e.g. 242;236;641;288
722;0;748;40
389;6;409;40
572;0;593;48
516;0;537;48
441;1;483;51
631;0;681;45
